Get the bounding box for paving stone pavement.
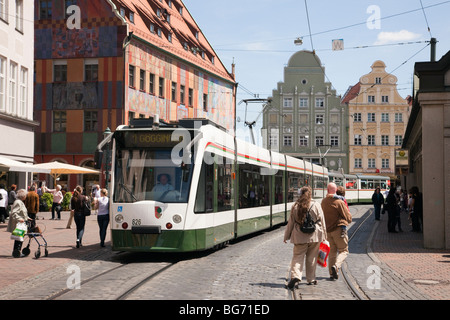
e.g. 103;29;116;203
0;205;448;300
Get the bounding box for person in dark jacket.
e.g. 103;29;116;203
371;188;384;221
409;186;423;232
385;188;399;233
70;185;88;248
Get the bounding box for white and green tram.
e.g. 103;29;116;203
96;118;328;252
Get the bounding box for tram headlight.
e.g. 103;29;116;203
172;214;182;224
115;214;124;223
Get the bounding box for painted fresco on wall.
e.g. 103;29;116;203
53;83;98;109
128;88;169;120
127;43;234;131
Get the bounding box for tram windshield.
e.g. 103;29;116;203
113;131;194;203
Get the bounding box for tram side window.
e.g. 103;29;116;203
346;179;357;189
360;179;368;189
368;180;375;189
238;163;270;208
218;162;233;212
380;181;387;189
274;173;284;204
287;172;301;202
194;162;214;213
305;174;312;187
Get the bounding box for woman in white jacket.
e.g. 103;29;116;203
284;186;327;289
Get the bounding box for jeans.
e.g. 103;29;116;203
51;203;62;219
74;212;86;243
374;205;382;220
97;214;109;246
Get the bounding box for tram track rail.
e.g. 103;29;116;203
46;255;178;300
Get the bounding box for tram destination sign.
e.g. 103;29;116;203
123;131;184;148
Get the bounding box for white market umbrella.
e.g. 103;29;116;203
32;161;99;181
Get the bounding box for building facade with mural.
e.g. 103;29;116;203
342;60;410;181
261;50;349;172
34;0;236;191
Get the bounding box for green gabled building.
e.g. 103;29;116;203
262;50;349;172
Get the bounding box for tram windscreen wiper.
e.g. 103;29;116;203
119;183;138;202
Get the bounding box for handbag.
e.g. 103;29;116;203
11;222;27;242
82;198;91;216
317;240;330;267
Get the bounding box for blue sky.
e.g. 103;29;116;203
185;0;450;143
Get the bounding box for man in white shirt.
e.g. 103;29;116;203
45;185;63;220
152;174;174;200
0;184;8;223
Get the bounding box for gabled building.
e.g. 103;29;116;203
342;60;410;181
262;50;349;172
34;0;236;191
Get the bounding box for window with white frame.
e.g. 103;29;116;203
269;135;278;147
354;158;362;168
283;97;293;108
381;135;389;146
53;111;66;132
382;95;389;103
367;113;376;122
382;158;389;169
354;134;362;145
84;110;98;131
0;56;5;112
315;136;324;147
19;67;27;118
15;0;23;32
84;59;98;81
0;0;9;22
283;135;292;147
375;77;381;84
368;95;375;103
330;136;339;147
299;97;308;108
395;135;403;146
368;135;375;146
299;135;308;147
315;114;324;124
395;113;403;122
353;113;361;122
368;158;376;168
381;113;389;122
54;61;67;82
315;98;324;108
39;0;52;19
9;61;18;116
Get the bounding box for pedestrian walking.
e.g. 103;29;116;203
371;187;384;221
409;186;423;232
321;182;352;280
7;189;30;258
8;184;17;215
70;186;88;248
94;188;110;247
334;186;349;238
24;185;39;230
284;186;327;288
44;185;63;220
0;184;8;223
385;188;399;233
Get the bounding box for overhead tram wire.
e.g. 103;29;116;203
419;0;433;38
213;0;450;49
304;0;314;51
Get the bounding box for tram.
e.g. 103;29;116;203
95;118;328;252
328;171;390;203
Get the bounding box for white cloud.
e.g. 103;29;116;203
374;30;421;45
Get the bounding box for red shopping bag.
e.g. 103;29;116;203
317;240;330;267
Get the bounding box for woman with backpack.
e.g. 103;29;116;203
284;186;327;289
